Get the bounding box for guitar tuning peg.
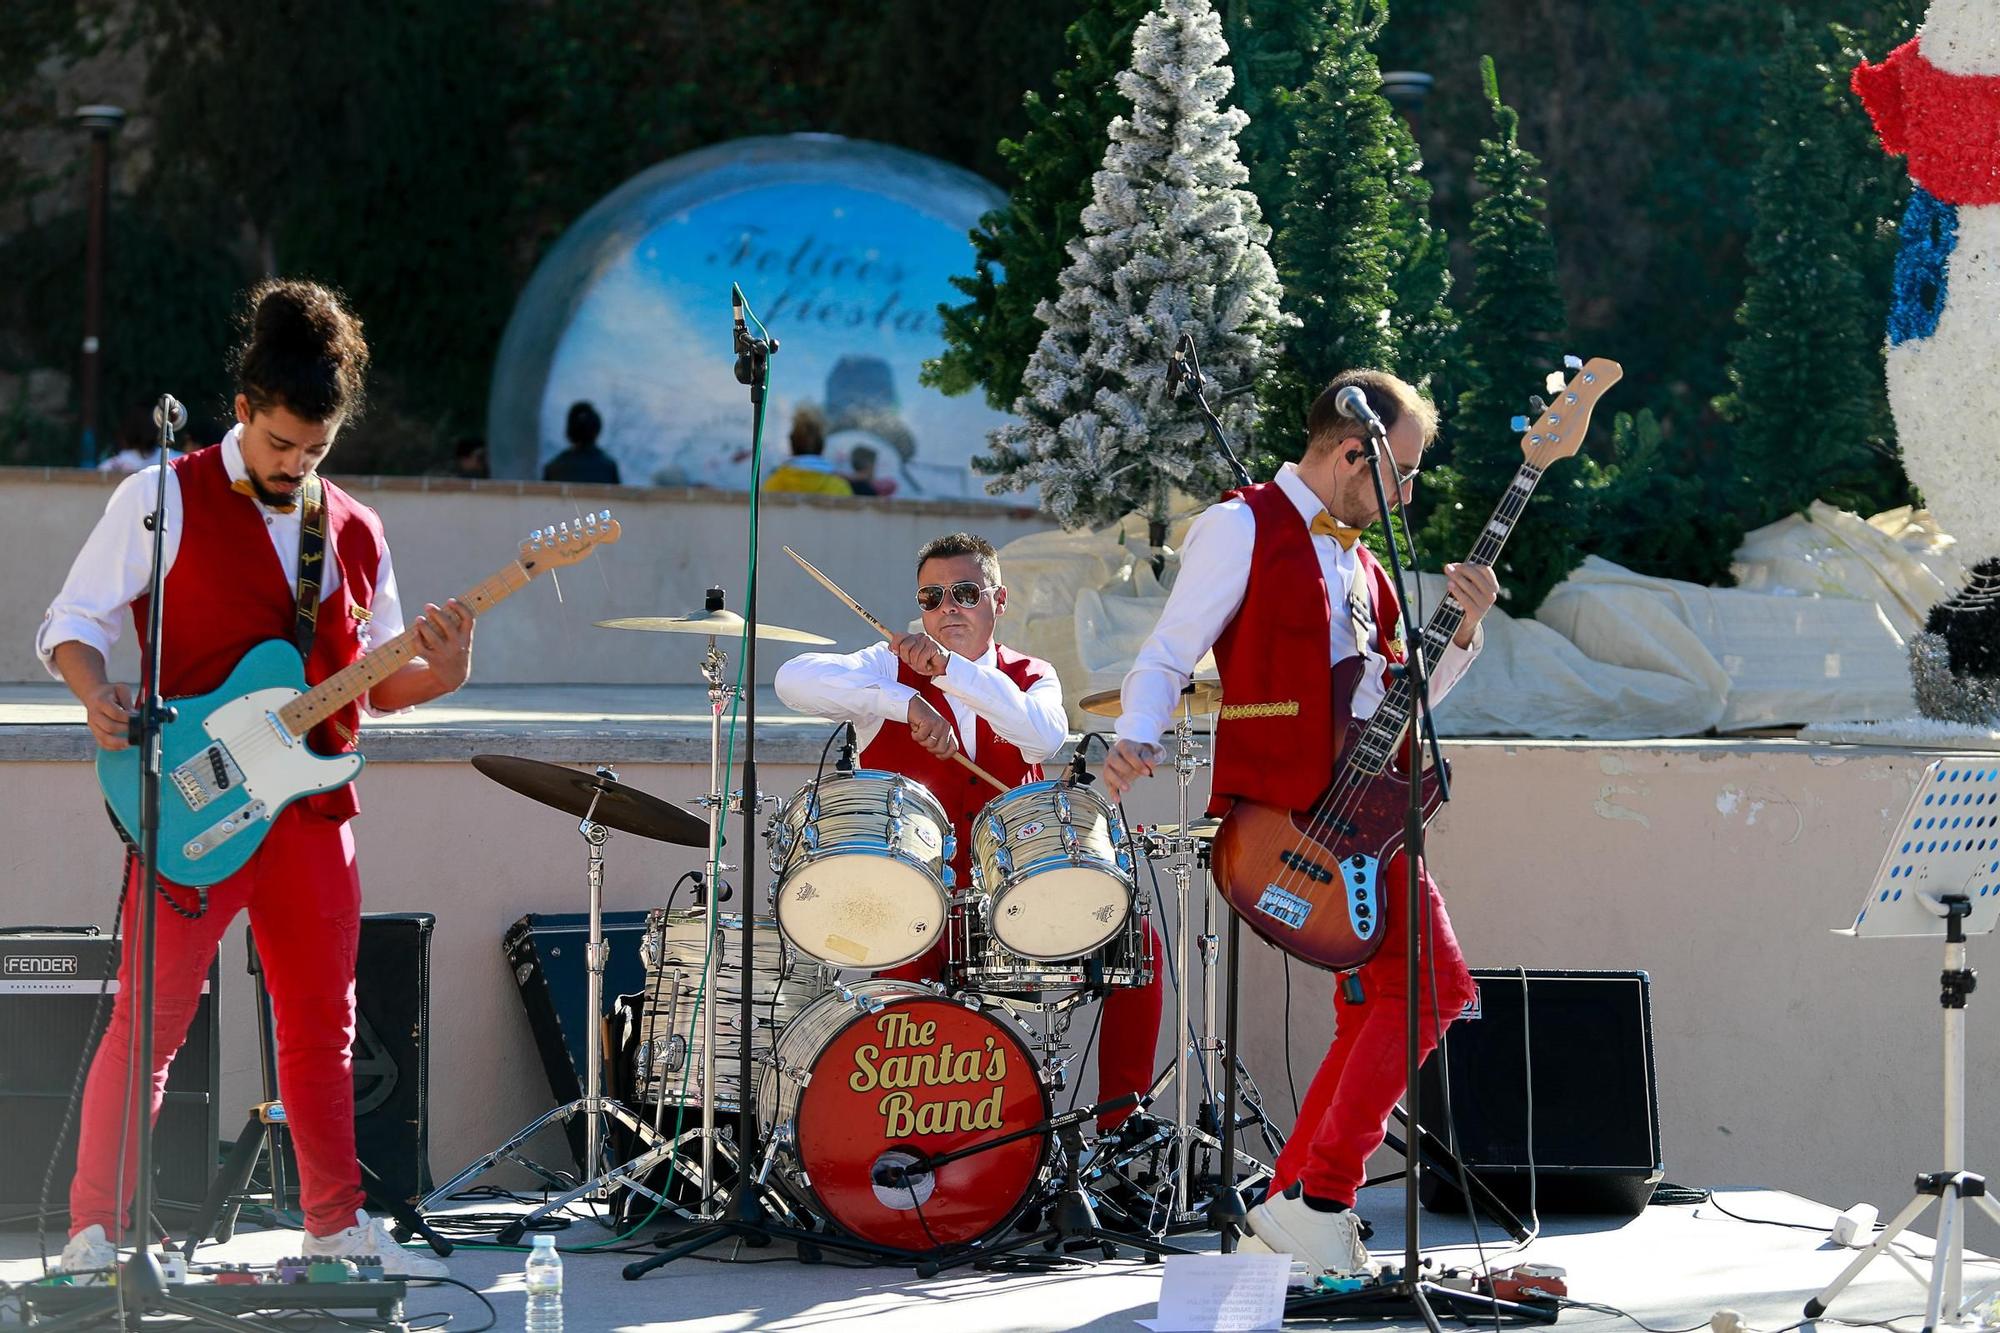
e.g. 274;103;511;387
1510;414;1531;433
1544;369;1567;396
1563;354;1582;371
1528;395;1549;416
599;509;610;523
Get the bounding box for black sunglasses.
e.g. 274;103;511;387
915;581;998;612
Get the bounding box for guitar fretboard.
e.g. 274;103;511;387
1346;461;1545;777
277;562;531;736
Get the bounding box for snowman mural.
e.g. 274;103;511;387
1854;2;2000;724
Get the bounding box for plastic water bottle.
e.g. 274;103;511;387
524;1233;563;1333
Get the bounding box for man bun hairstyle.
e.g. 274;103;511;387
231;279;369;426
916;531;1001;586
1306;369;1438;456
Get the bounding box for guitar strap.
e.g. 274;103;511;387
292;474;327;660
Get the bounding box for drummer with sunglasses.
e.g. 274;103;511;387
775;532;1165;1132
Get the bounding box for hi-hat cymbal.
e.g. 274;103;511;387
1078;678;1223;720
596;610;834;645
1147;819;1220;840
472;754;709;846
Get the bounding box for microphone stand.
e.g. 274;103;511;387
624;289;902;1279
33;398;272;1333
1287;415;1549;1328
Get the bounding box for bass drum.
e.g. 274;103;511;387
759;980;1050;1254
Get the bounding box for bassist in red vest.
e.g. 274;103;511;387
776;532;1165;1132
37;281;472;1278
1103;371;1499;1278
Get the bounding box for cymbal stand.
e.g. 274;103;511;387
1165;700;1205;1217
691;598;735;1217
424;772;668;1234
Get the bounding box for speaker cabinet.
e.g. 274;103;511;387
0;929;218;1224
504;911;652;1170
1418;968;1662;1217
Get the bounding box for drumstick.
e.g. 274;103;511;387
782;545;1010;795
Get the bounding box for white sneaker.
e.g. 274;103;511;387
58;1224;119;1282
1243;1185;1374;1279
304;1210;450;1279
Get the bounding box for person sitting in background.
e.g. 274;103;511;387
96;402;182;475
845;443;898;498
447;436;488;479
764;405;852;496
541;401;620;484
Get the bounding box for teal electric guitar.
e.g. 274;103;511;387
98;511;621;886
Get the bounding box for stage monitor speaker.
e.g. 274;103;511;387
1418;968;1662;1217
0;927;219;1226
258;913;437;1212
504;911;652;1170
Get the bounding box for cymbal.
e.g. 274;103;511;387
1146;819;1220;840
472;754;709;846
595;610;834;645
1078;678;1223;720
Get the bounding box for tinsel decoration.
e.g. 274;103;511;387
1887;187;1956;346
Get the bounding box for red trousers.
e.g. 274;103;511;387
880;918;1166;1132
71;805;365;1239
1269;853;1476;1207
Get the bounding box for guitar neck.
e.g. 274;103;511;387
1345;460;1547;775
277;561;531;736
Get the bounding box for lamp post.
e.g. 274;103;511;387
75;104;126;468
1380;70;1435;140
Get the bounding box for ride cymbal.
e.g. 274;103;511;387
595;610;834;645
471;754;709;846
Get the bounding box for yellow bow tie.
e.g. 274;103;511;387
1310;512;1365;550
231;478;296;514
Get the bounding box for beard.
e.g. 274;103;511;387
249;474;301;507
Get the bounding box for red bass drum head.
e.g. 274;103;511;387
794;994;1048;1253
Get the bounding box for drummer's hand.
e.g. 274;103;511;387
906;696;959;758
1101;739;1162;799
891;631;950;677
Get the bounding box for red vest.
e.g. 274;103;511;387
133;444;386;821
860;645;1051;885
1208;481;1403;814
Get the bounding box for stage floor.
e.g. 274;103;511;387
1;1185;1985;1332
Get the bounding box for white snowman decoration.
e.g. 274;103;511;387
1855;0;2000;723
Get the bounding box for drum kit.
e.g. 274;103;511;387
423;589;1279;1265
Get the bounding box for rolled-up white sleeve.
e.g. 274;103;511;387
1112;501;1254;753
773;642;910;749
936;651;1069;764
36;468;184;676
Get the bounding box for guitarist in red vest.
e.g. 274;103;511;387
37;281;473;1279
776;532;1165;1132
1103;370;1499;1277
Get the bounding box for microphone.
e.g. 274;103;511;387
835;722;857;775
152;394;187;436
1164;337;1188;399
731;283;755;386
1333;385;1381;430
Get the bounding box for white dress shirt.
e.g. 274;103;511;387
1114;462;1481;752
37;425;406;678
775;640;1069;765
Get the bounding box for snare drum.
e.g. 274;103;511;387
966;779;1134;961
952;897;1156;1000
769;770;953;970
759;980;1050;1253
634;910;830;1109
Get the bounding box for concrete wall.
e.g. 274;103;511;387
0;468;1048;686
1;738;1991;1244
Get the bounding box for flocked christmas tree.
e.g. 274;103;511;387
1257;0;1454;469
979;0;1290;533
922;0;1154;411
1417;56;1583;616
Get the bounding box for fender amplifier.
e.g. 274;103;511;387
1418;968;1663;1217
504;911;653;1171
0;928;219;1224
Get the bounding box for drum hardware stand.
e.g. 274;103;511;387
1163;696;1207;1220
694;597;734;1217
421;773;670;1243
626;283;903;1279
903;1094;1196;1278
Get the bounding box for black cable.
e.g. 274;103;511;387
406;1276;498;1333
1282;956;1300;1121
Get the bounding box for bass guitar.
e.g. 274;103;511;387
1212;358;1621;969
99;511;621;886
